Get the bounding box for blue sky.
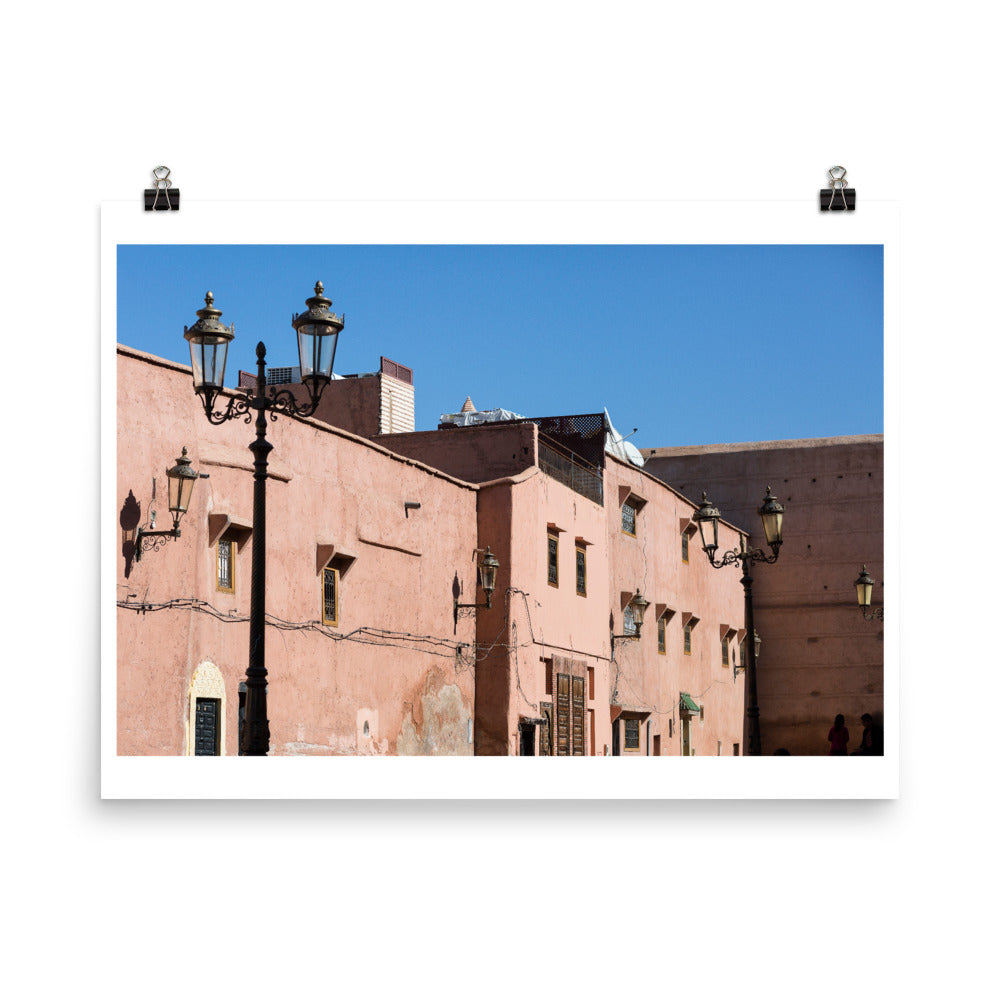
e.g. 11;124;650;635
117;243;883;447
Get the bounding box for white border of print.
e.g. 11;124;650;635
101;199;899;800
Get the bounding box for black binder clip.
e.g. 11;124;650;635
820;166;855;211
144;166;180;211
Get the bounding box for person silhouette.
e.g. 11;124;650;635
828;714;849;755
854;713;874;755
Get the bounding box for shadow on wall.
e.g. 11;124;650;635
120;490;141;579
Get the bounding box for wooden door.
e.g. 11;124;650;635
555;674;587;755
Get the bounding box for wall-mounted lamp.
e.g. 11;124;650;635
134;448;199;560
611;589;650;654
736;630;761;677
454;546;500;631
854;565;884;621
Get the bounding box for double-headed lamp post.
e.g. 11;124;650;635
183;283;344;755
693;487;785;757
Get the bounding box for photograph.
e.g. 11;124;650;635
110;231;887;788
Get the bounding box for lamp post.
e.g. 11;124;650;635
854;565;884;620
693;487;785;756
184;283;344;755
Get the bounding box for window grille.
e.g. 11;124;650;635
266;366;300;385
322;567;339;626
380;357;414;385
624;718;640;751
576;547;586;595
658;617;666;654
682;532;689;562
548;534;558;586
217;538;234;593
622;501;636;536
684;622;692;654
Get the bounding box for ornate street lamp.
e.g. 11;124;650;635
135;447;200;560
184;293;235;415
454;546;500;631
184;283;344;755
693;487;785;756
854;565;884;620
611;588;650;655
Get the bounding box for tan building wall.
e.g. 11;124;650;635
642;436;884;755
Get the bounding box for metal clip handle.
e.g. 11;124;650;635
150;166;173;210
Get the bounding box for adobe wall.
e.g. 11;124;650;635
604;456;747;756
271;375;384;439
480;469;613;755
641;436;884;755
379;423;538;484
117;345;478;756
471;456;747;757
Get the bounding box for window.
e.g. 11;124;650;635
622;500;637;536
657;617;666;654
683;622;692;655
733;743;740;756
721;639;729;668
624;717;641;752
576;545;587;596
682;531;689;563
322;566;339;626
547;533;559;586
217;537;235;593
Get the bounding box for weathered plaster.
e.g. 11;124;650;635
397;675;473;756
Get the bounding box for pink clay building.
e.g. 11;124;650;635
117;346;750;756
